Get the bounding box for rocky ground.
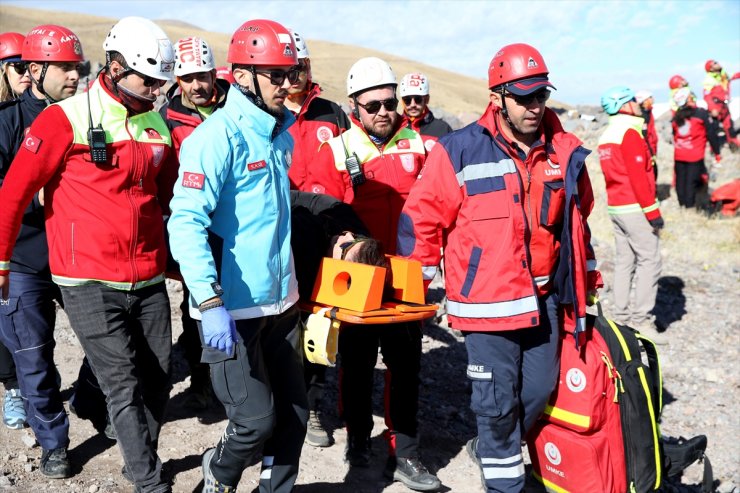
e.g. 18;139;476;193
1;113;738;493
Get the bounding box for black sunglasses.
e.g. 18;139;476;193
356;97;398;114
339;234;368;260
506;89;551;106
121;69;163;88
6;61;27;75
402;95;424;105
255;67;301;86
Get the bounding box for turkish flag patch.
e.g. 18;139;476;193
396;139;410;149
182;172;205;190
23;134;42;154
248;160;266;171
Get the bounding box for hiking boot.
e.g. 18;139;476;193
344;436;371;467
384;455;441;491
202;448;236;493
305;410;331;447
3;388;26;429
40;448;72;479
466;437;487;491
632;319;669;346
103;413;117;440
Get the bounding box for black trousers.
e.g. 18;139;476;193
338;321;422;457
674;159;707;208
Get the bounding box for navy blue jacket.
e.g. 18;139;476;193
0;89;49;274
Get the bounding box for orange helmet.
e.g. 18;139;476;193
21;25;84;62
0;32;25;61
488;43;555;94
668;74;687;90
227;19;297;67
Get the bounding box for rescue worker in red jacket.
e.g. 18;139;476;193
671;87;721;208
0;24;84;478
397;43;602;493
0;17;177;493
159;35;229;412
668;74;689;114
285;29;350;191
304;57;440;492
635;90;659;181
283;28;350;449
598;86;666;344
399;72;452;152
702;59;739;148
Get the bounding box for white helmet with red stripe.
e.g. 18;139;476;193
399;73;429;97
174;36;215;77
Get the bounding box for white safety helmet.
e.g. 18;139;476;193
399;73;429;97
290;29;309;59
103;17;175;81
672;87;692;108
346;56;396;97
173;37;215;77
634;90;652;105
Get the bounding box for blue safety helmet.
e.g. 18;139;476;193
601;86;635;115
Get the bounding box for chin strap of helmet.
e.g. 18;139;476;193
497;86;519;132
249;66;266;109
29;62;57;104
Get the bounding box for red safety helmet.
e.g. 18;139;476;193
22;25;84;62
227;19;297;67
704;59;717;72
668;74;687;90
0;32;25;61
487;43;555;95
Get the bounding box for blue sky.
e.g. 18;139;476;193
4;0;739;105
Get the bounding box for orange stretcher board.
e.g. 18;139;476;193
301;255;438;324
299;301;438;324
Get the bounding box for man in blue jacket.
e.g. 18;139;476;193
167;19;307;493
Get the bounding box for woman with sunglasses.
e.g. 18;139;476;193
399;72;452;152
0;32;31;102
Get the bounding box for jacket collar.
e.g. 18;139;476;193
224;85;295;139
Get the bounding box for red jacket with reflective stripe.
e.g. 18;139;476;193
597;114;661;221
397;105;601;333
0;76;176;288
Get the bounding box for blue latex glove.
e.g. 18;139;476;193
201;305;237;356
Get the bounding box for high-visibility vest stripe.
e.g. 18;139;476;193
51;273;165;291
447;295;538;318
455;159;517;187
482;462;525;479
607;203;642;215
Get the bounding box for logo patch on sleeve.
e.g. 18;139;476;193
182;172;205;190
248;160;266;171
24;134;42;154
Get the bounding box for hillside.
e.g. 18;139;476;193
0;5;508;118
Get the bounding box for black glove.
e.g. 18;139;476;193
649;217;664;232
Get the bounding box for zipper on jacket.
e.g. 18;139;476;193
270;142;285;313
70;222;75;265
124;122;141;284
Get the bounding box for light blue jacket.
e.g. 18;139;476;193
168;87;298;320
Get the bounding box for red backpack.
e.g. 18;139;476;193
528;327;627;493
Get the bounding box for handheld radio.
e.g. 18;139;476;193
336;117;365;187
86;77;107;164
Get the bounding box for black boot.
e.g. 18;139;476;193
384;455;441;491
